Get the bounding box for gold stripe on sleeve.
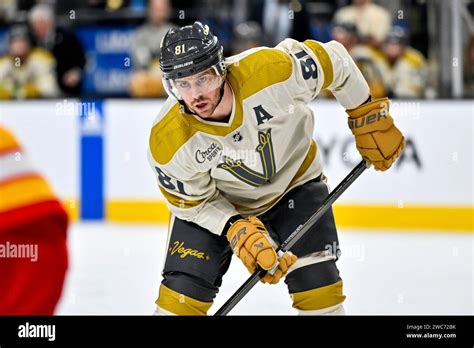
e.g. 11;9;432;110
159;186;204;209
303;40;334;89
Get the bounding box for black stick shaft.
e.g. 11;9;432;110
214;160;369;316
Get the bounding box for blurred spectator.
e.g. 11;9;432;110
331;21;386;98
464;35;474;98
129;60;167;97
29;4;86;96
249;0;311;46
56;0;131;13
132;0;175;70
129;0;176;97
380;26;428;98
334;0;391;48
0;25;58;99
0;0;16;24
230;21;263;55
103;0;132;11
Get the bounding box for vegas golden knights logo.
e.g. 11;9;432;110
218;129;276;187
169;241;210;261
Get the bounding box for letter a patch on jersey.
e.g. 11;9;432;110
217;129;276;187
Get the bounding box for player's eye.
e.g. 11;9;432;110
197;76;208;85
176;81;190;89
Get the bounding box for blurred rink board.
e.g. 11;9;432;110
0;100;80;219
0;99;472;232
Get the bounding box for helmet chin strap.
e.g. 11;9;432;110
215;79;226;108
179;79;227;117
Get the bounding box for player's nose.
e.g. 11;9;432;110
190;84;203;99
191;85;204;99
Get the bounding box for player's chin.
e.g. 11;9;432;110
195;106;215;119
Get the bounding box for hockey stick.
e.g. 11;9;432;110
214;159;370;316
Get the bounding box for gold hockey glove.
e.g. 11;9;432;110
346;97;405;171
226;216;297;284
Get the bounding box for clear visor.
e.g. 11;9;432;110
164;66;224;100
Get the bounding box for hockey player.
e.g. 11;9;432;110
0;126;68;315
148;22;405;315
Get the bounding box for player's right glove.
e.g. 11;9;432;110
346;97;405;171
226;216;297;284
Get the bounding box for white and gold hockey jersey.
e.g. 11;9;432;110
148;39;370;235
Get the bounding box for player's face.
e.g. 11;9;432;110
384;42;404;61
174;68;223;118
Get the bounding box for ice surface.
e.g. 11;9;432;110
56;223;473;315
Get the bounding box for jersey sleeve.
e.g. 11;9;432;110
276;38;371;109
31;49;59;98
147;148;240;235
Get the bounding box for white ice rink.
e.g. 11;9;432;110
56;222;473;315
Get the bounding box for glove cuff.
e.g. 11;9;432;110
347;97;394;135
222;214;244;236
346;97;389;119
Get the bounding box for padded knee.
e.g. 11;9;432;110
296;302;346;315
156;284;213;316
155;272;217;316
291;280;346;313
286;260;346;313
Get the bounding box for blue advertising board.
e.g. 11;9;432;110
75;26;137;96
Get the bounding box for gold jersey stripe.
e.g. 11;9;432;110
303;40;334;90
159;186;205;209
156;284;213;316
291;280;346;311
227;48;292;99
149;103;195;165
0;175;56;212
289;140;317;187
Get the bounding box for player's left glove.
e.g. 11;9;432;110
346;97;405;171
226;216;297;284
